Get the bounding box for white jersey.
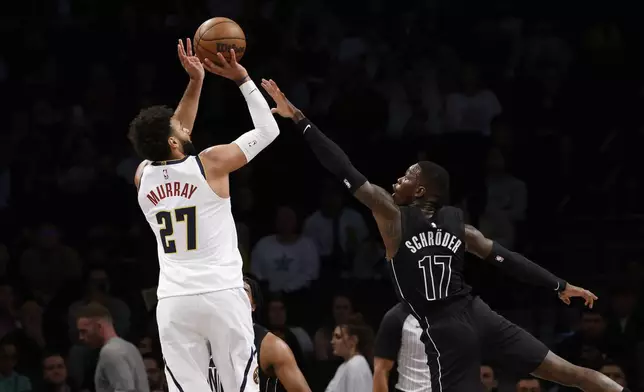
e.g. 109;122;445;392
137;156;243;299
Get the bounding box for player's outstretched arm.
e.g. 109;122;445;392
262;333;311;392
174;38;205;135
464;224;598;307
199;51;280;176
261;79;401;252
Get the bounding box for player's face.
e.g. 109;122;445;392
392;164;424;205
168;118;197;157
77;318;103;348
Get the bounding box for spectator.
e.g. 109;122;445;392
599;360;627;388
480;364;498;392
265;297;311;369
315;295;355;361
445;64;502;137
0;282;16;340
302;183;368;278
3;301;45;380
557;308;619;369
251;206;320;293
41;353;77;392
19;224;82;304
0;341;31;392
515;378;541;392
325;315;373;392
142;355;166;392
479;147;527;249
76;302;149;392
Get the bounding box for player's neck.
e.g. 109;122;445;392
412;199;437;217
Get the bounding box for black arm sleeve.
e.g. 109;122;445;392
486;241;567;292
295;117;367;193
374;304;407;360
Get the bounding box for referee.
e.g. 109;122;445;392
374;303;431;392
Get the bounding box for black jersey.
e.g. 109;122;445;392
388;205;471;317
209;324;283;392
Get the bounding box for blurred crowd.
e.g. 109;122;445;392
1;0;644;391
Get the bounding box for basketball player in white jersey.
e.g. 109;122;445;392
128;40;280;392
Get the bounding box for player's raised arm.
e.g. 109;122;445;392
262;333;311;392
199;51;280;176
261;79;401;252
173;38;205;135
464;224;598;307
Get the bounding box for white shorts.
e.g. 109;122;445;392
157;288;259;392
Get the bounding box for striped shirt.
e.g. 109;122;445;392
375;304;431;392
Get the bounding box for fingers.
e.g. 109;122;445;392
229;48;238;65
187;38;193;57
178;39;187;59
203;58;224;75
271;108;278;114
216;53;230;69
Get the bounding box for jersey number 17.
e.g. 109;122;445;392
418;255;452;301
155;206;197;254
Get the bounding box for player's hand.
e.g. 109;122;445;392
558;283;598;308
202;49;248;83
177;38;205;82
260;79;299;118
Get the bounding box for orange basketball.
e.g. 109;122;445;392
194;17;246;65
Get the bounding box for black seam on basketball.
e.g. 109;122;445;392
198;20;241;42
199;37;247;42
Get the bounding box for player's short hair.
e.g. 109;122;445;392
128;105;175;161
341;314;374;362
417;161;450;206
75;302;113;323
243;274;264;313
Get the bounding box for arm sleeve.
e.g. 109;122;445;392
232;80;280;162
374;306;405;360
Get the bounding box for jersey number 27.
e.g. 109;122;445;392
418;255;452;301
156;206;197;253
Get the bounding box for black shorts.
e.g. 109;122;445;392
417;296;549;392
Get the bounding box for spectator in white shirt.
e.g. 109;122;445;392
326;314;374;392
445;64;502;137
252;206;320;293
303;183;368;278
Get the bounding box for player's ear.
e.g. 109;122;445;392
168;136;180;150
415;185;426;198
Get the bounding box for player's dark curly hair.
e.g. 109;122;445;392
243;274;264;314
340;313;375;364
128;105;175;161
418;160;450;207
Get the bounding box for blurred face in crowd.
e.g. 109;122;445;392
516;379;541;392
138;337;153;356
330;326;357;360
599;364;626;387
580;312;606;339
20;300;43;329
87;269;110;297
43;355;67;385
275;206;297;237
144;357;164;390
0;343;17;375
332;295;353;325
77;317;105;348
267;300;287;328
480;365;497;392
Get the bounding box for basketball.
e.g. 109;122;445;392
194;17;246;65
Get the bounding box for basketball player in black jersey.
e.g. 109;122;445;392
209;276;311;392
262;79;629;392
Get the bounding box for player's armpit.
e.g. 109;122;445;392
373;358;394;392
463;224;494;259
264;334;311;392
199;144;249;176
355;183;402;257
